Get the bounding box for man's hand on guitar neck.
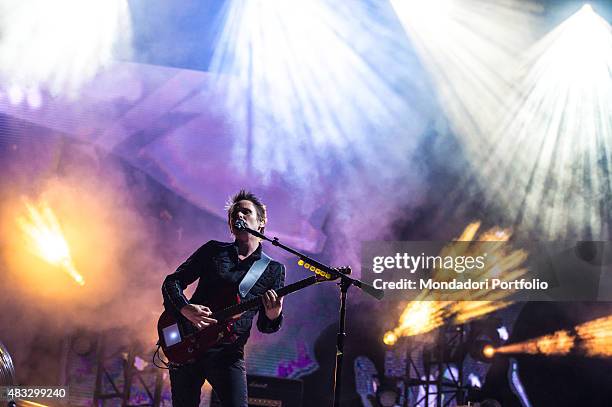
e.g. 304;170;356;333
180;304;218;330
263;289;283;320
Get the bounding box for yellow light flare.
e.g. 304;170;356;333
383;331;398;346
575;315;612;357
450;301;513;325
495;330;575;355
17;400;50;407
456;221;482;242
494;315;612;358
16;198;85;286
397;300;448;337
383;300;448;342
386;222;525;343
483;344;495;358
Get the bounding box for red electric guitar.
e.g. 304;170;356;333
157;267;350;365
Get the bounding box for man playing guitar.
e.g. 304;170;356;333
162;190;285;407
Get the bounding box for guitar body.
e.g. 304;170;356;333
157;286;239;365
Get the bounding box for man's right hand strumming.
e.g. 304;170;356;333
180;304;218;329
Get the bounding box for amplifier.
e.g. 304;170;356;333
210;375;303;407
247;375;302;407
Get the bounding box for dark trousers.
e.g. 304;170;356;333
169;347;247;407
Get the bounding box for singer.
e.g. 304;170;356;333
162;190;285;407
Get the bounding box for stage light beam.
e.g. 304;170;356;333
209;0;425;184
393;0;612;239
472;3;612;239
0;0;132;97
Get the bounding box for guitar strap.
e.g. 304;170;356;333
238;252;271;298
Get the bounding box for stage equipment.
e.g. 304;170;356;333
210;375;303;407
382;317;505;406
247;375;303;407
0;341;16;386
233;219;384;407
91;334;163;407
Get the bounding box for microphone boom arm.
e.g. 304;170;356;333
234;220;383;300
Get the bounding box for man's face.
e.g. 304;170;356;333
230;200;264;235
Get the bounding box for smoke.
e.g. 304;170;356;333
0;141;172;382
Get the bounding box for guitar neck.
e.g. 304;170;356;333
213;276;319;321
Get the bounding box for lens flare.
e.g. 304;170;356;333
16;198;85;286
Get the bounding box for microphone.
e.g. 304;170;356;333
234;219;248;231
233;219;265;239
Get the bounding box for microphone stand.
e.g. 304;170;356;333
236;223;384;407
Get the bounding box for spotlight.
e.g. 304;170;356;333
483;344;495;358
469;339;496;362
468;318;503;362
383;331;398;346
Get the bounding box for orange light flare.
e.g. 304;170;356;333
494;315;612;357
483;344;496;358
575;315;612;357
384;222;528;345
450;300;513;325
435;222;526;319
16;198;85;286
397;300;448;336
383;331;398;346
495;330;575;356
383;300;450;343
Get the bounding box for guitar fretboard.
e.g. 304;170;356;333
212;276;318;321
